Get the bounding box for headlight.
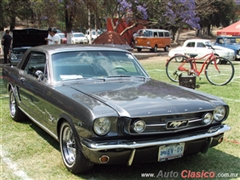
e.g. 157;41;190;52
133;120;146;133
10;53;17;60
93;118;111;136
213;106;226;121
203;113;213;124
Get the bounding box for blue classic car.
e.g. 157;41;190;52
2;45;230;174
214;36;240;59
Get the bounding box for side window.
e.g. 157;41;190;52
153;32;158;37
186;42;195;47
23;52;47;78
218;38;224;44
143;30;151;37
236;38;240;43
230;38;236;43
164;32;170;37
158;32;164;37
197;42;205;47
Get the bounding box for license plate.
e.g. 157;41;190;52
158;143;185;162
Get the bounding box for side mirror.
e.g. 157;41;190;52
35;70;44;81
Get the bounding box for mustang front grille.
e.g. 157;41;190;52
127;112;213;134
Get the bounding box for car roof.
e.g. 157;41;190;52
185;39;210;42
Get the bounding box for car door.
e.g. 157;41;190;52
196;42;212;58
183;41;197;56
17;52;48;120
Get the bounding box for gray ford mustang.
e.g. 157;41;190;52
2;44;230;174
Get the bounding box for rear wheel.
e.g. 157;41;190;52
166;55;192;82
9;89;26;122
60;121;93;174
205;57;234;86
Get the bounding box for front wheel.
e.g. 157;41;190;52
60;121;93;174
164;46;169;52
205;57;235;86
150;45;158;52
166;55;192;82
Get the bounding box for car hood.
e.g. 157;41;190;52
12;28;48;48
212;45;234;52
63;79;222;117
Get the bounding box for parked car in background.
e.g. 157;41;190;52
168;39;235;62
214;36;240;59
134;29;171;52
71;32;88;44
10;28;48;65
2;45;230;174
85;29;102;42
57;33;67;44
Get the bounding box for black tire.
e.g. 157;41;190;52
60;121;93;174
151;45;157;52
174;55;185;62
164;46;169;52
137;48;142;52
205;57;235;86
9;89;26;122
166;55;193;82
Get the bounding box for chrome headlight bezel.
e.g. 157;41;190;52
203;112;213;124
213;106;226;121
132;120;146;133
93;117;111;136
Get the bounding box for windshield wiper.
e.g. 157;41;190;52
106;75;147;80
106;75;132;78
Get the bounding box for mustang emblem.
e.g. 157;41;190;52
167;120;188;129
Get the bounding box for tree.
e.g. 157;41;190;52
151;0;200;42
197;0;239;36
196;0;240;36
1;0;33;30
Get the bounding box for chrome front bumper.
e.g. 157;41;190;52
81;125;230;165
82;125;230;151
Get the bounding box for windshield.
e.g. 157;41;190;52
52;51;149;81
73;33;84;37
58;34;65;38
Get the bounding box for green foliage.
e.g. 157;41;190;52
0;0;239;36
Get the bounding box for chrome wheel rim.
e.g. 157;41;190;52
62;126;76;165
10;93;16;117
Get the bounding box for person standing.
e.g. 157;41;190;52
51;28;61;44
45;27;53;45
1;29;12;64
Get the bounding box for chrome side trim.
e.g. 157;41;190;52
81;125;230;151
19;106;59;141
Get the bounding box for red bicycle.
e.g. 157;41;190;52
166;49;235;86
